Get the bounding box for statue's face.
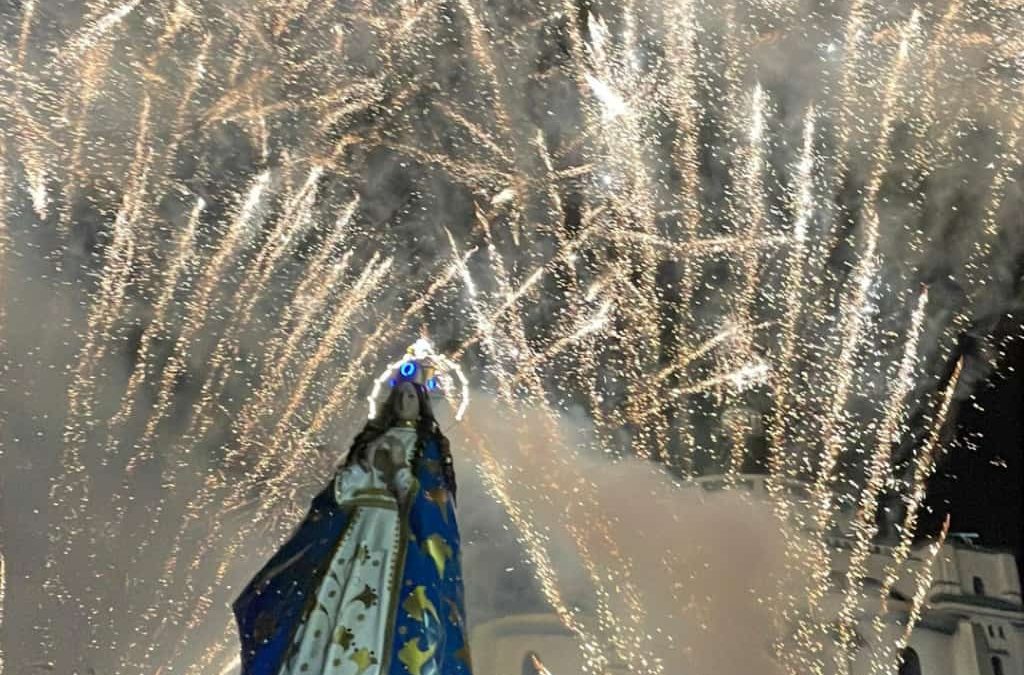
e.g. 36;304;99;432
394;381;420;422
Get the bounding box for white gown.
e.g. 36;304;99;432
278;426;418;675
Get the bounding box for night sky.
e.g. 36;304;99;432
924;315;1024;588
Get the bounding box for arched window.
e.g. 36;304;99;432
973;576;986;595
991;656;1003;675
898;647;922;675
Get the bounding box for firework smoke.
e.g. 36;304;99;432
0;1;1021;674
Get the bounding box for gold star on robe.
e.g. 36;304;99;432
425;488;450;523
403;585;439;623
398;638;437;675
349;583;379;609
421;534;453;579
349;647;378;675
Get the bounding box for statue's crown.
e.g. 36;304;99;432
389;344;441;391
368;338;469;421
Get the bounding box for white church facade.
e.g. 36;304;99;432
898;540;1022;675
469;475;1024;675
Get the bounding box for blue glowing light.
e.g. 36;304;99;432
389;378;397;388
399;361;416;378
426;377;438;391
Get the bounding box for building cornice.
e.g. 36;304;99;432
928;594;1024;616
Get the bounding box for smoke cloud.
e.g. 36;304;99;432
0;1;1020;674
452;395;807;674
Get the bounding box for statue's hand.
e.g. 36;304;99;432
364;438;412;499
390;445;415;503
388;440;408;471
365;438;403;482
355;443;374;473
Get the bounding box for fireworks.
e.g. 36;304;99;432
0;1;1021;674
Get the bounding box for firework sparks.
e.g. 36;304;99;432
129;169;272;473
106;198;204;442
0;2;1019;674
834;288;929;668
869;359;963;669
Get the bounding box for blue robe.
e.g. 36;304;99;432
233;436;472;675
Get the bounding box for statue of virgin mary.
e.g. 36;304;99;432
233;364;471;675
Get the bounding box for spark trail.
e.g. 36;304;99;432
0;2;1020;674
